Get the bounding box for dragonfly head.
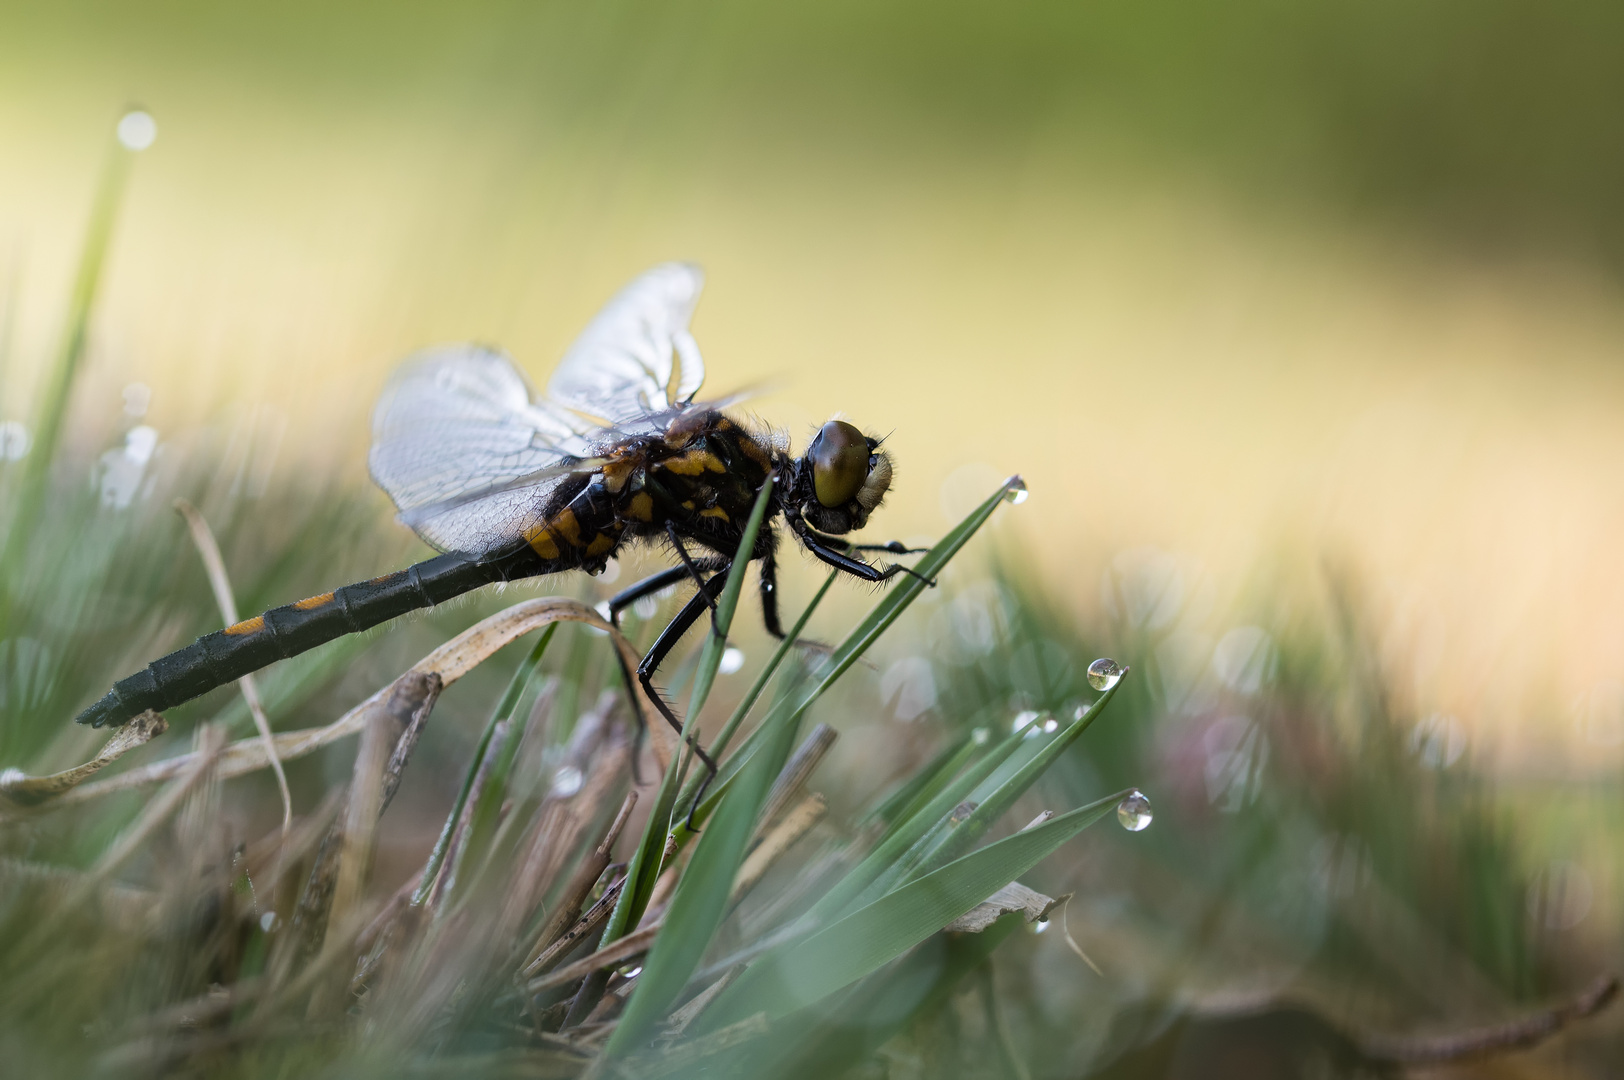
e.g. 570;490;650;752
794;419;892;535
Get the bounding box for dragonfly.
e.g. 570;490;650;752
75;263;928;770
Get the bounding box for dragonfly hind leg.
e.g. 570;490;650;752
604;558;727;629
615;568;728;830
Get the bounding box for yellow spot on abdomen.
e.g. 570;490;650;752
700;507;730;521
294;592;335;611
585;532;615;557
551;509;582;545
224;615;265;636
660;449;726;476
526;527;561;560
628;492;654;522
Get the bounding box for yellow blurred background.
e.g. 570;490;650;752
5;0;1624;766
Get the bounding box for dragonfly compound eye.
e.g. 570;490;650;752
810;420;871;508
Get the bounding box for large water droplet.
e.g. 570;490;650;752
1011;709;1042;735
117;110;157;151
1116;789;1153;832
719;646;746;674
1003;477;1029;504
1032;918;1050;934
1087;657;1123;691
549;765;584;798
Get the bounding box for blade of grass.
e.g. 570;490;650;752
604;651;800;1056
904;676;1128;881
1;115;143;584
863;730;981;834
410;623;557;907
804;726;1030;923
703;788;1131;1027
676;568;838;808
588;477;777;977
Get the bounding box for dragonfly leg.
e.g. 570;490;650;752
850;539;929;555
665;522;722;625
802;535;937;587
605;555;729;628
637;569;727;829
605;565;690;628
758;544;786;639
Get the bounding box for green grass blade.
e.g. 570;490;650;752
864;730;981;835
676;474;776;779
1;123;142;584
596;477;776;956
704;788;1131;1027
410;623;556;907
698;570;838;767
906;676;1127;879
805;727;1029;922
604;657;801;1056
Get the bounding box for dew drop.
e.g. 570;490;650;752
549;765;585;798
259;911;280;934
0;420;31;462
117;110;157;151
1087;657;1123;692
1032;918;1050;934
1003;477;1029;504
1042;717;1059;733
971;727;991;746
719;646;745;675
1011;709;1042;735
1116;789;1153;832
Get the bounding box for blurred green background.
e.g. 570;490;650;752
3;0;1624;1074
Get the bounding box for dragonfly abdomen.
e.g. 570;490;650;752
74;551;513;728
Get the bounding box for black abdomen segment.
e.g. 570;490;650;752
74;548;540;728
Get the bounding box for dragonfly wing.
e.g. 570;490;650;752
369;344;601;555
545;262;706;430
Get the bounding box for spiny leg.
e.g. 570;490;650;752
638;569;730;829
850;540;929;555
666;522;722;623
802;536;937;587
604;562;722;629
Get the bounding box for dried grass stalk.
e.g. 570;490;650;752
46;597;664;814
0;710;167;808
174;497;294;833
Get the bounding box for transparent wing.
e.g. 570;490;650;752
546;262;706;429
369;344;603;555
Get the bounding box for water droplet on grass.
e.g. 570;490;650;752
1086;658;1123;691
1003;477;1028;504
1117;789;1153;832
1011;709;1041;735
1032;918;1049;934
549;765;584;798
0;421;30;461
117;110;157;151
719;646;745;674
